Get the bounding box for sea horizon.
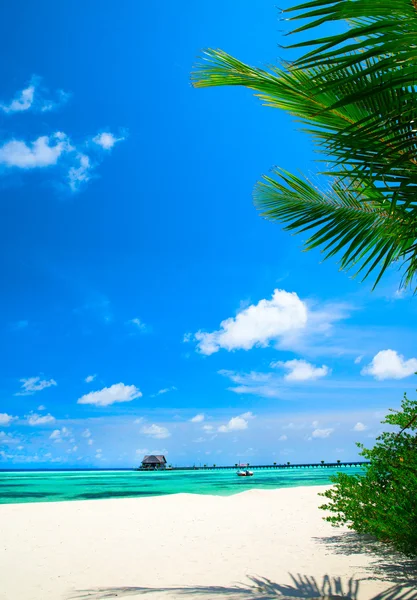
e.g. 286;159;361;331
0;458;367;472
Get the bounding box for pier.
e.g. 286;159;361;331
136;461;368;471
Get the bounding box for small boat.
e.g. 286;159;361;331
237;469;254;477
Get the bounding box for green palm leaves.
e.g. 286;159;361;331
191;0;417;289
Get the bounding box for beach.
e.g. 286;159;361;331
0;485;414;600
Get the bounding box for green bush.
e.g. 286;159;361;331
319;393;417;556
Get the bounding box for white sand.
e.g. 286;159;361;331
0;486;414;600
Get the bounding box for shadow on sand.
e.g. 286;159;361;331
313;532;417;585
68;573;417;600
69;526;417;600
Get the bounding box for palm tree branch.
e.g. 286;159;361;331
254;169;416;287
192;50;417;201
191;5;417;289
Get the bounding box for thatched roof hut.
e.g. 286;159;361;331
141;455;167;469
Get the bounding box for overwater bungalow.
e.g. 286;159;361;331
141;455;167;470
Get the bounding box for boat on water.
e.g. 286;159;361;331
236;463;253;477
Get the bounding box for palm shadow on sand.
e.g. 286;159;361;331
69;529;417;600
68;573;417;600
313;532;417;585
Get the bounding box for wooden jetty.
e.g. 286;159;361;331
136;461;367;471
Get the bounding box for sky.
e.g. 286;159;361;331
0;0;416;469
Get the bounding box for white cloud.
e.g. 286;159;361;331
0;432;18;445
87;439;94;446
193;289;307;355
228;384;282;399
218;369;282;399
240;412;255;420
283;423;296;430
0;132;124;193
0;130;125;194
361;349;417;380
136;448;149;456
81;428;91;438
40;91;71;112
202;424;213;431
312;428;334;439
219;370;271;385
52;427;70;440
85;374;96;383
312;420;319;427
27;413;55;426
153;386;177;396
0;78;69;114
77;383;142;407
278;435;287;441
93;132;124;150
0;133;72;169
353;422;367;432
1;83;35;113
68;153;91;191
272;359;330;382
15;376;57;396
140;424;171;439
218;412;254;433
0;81;124;193
129;317;147;331
190;414;205;423
0;413;17;426
354;355;363;365
37;405;46;411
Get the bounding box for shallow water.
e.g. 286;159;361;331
0;466;364;504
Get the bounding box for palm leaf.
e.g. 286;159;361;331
192;50;417;207
254;169;417;288
284;0;417;112
191;4;417;290
286;0;417;68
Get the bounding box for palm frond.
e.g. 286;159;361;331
283;0;417;109
286;0;417;69
254;169;417;288
192;49;417;208
191;5;417;290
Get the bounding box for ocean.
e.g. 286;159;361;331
0;466;364;504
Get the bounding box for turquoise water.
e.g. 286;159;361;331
0;467;363;504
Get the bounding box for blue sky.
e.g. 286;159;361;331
0;0;416;468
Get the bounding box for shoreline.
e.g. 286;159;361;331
1;485;413;600
0;480;334;506
0;467;364;506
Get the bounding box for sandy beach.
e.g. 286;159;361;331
0;485;415;600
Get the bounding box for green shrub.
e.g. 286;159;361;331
319;393;417;556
